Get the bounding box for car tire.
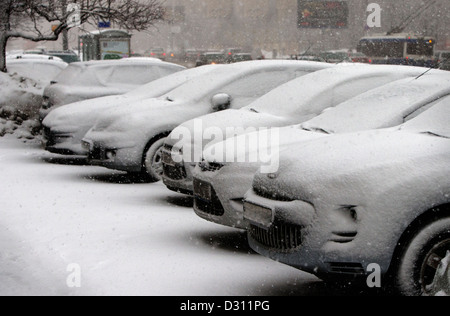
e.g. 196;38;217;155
396;217;450;296
142;137;166;183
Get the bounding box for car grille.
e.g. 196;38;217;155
163;164;187;181
254;187;294;202
162;145;187;180
194;180;225;216
88;145;106;161
199;160;225;172
249;223;303;251
43;126;54;146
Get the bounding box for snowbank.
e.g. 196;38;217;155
0;72;44;140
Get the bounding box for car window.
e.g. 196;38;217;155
300;74;450;134
401;95;450;138
106;65;161;85
216;70;311;109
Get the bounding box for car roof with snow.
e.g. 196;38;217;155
300;70;450;134
6;54;65;62
6;58;68;84
245;64;428;118
52;59;185;87
164;60;331;102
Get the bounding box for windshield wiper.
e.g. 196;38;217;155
249;108;259;113
420;131;449;139
301;126;331;134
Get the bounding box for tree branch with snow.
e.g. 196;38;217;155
0;0;166;72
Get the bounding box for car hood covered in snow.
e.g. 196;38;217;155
252;98;450;207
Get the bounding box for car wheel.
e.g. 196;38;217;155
143;138;166;183
396;217;450;296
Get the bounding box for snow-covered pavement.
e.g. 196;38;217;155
0;136;329;296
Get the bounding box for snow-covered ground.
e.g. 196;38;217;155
0;136;332;296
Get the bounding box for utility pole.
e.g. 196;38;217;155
61;0;69;50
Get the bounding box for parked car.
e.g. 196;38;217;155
46;50;80;63
147;48;167;61
163;64;428;196
82;60;331;182
196;52;227;67
184;49;203;63
348;52;371;63
191;70;450;230
318;51;352;63
230;53;253;63
42;65;222;156
6;58;68;85
243;97;450;296
39;59;185;120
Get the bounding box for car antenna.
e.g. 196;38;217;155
415;56;449;80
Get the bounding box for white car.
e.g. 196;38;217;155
163;64;429;195
39;59;186;120
6;58;68;85
82;60;331;182
192;70;450;230
42;65;223;156
243;98;450;296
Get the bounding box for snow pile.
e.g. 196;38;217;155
430;252;450;296
0;72;44;140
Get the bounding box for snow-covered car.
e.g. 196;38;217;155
82;60;332;182
163;64;428;196
192;70;450;230
243;98;450;296
6;58;68;85
39;59;186;120
42;65;222;156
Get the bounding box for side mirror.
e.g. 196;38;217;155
211;93;231;111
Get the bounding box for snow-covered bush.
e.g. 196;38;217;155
0;72;44;140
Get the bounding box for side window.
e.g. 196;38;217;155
217;70;299;109
158;66;179;78
329;75;404;107
109;65;160;85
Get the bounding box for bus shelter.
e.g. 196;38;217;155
79;30;132;61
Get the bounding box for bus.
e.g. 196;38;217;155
79;30;132;61
357;33;437;68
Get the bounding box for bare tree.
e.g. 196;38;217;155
0;0;166;72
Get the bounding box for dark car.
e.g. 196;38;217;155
230;53;253;63
147;48;167;61
196;52;227;67
46;50;80;63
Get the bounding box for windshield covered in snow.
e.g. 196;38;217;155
400;95;450;138
164;62;314;104
126;65;220;97
246;65;424;118
300;72;450;134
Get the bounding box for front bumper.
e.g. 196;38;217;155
192;163;260;230
161;145;194;195
244;190;389;279
82;139;143;173
42;126;88;156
